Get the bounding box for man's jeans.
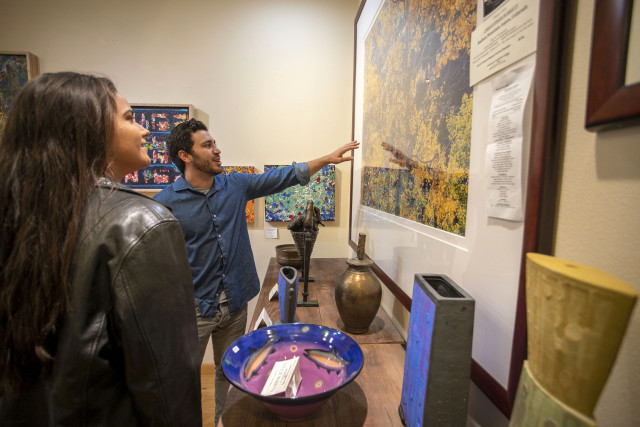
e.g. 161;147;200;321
196;302;247;425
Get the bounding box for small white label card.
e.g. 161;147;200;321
260;356;302;398
253;308;272;331
268;283;278;301
265;227;278;239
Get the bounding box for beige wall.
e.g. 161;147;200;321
0;0;359;362
2;0;638;426
554;1;640;426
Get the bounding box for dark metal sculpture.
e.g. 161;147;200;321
288;200;324;232
287;200;322;307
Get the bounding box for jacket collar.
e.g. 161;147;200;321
97;176;153;200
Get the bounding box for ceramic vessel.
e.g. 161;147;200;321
508;253;637;426
335;234;382;334
524;253;636;416
221;323;363;421
277;266;298;323
509;362;596;427
275;244;302;268
399;274;474;426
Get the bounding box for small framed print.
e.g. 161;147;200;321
122;104;194;191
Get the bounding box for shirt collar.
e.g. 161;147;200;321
212;173;225;194
173;175;192;191
174;174;222;194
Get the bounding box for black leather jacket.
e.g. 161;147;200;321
0;182;202;426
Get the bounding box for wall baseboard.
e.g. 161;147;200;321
201;363;216;375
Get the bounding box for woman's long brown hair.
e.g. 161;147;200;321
0;72;117;395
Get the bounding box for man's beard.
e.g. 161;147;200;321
191;152;222;175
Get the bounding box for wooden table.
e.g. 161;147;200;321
218;258;407;426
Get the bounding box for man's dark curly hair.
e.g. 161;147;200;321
167;118;208;173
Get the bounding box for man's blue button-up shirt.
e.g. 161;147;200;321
153;162;310;317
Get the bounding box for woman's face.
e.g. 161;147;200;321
107;93;150;180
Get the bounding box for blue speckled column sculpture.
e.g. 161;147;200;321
399;274;475;427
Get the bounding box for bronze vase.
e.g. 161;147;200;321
335;234;382;334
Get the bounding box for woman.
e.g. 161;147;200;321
0;72;202;426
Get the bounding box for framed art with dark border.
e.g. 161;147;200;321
0;51;39;131
585;0;640;132
348;0;567;417
121;104;194;191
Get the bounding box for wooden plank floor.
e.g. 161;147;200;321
201;364;215;427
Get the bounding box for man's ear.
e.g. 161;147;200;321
178;150;191;164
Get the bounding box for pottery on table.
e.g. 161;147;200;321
277;266;298;323
335;233;382;334
221;323;364;421
275;244;302;268
399;274;474;426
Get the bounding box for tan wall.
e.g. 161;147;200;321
0;0;359;363
2;0;638;426
554;1;640;425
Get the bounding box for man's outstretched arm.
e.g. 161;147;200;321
306;141;360;176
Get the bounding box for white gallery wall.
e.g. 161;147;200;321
2;1;639;426
0;0;360;363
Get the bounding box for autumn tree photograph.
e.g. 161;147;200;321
361;0;476;236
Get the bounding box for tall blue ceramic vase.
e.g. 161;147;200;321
399;274;474;426
278;266;299;323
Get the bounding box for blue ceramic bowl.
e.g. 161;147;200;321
222;323;364;420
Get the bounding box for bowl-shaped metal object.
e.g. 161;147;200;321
222;323;364;421
275;244;302;268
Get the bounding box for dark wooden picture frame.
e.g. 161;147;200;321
586;0;640;131
348;0;568;417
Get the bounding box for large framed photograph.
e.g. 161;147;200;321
0;51;39;131
349;0;566;416
585;0;640;131
122;104;194;191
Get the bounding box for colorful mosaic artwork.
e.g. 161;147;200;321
122;106;189;189
361;0;475;236
264;165;335;222
0;54;30;132
223;166;256;223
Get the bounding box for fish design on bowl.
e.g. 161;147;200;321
222;323;364;421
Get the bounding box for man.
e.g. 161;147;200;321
153;118;358;424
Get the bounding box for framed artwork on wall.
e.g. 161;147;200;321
264;164;335;222
122;104;194;190
0;51;39;131
585;0;640;131
223;166;256;223
349;0;567;417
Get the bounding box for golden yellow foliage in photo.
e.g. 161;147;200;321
361;0;476;236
